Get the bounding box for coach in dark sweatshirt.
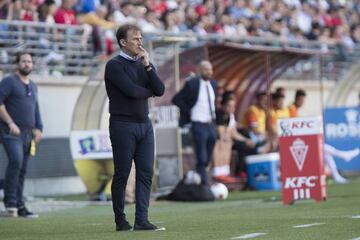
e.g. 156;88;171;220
104;24;164;231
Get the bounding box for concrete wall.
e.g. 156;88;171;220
35;75;87;138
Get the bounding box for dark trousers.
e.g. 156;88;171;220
232;140;257;175
1;130;32;208
191;122;217;185
109;119;154;225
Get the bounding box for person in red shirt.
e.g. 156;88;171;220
21;0;38;21
331;8;343;26
54;0;76;25
146;0;167;18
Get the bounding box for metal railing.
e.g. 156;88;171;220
1;20;359;81
0;20;97;76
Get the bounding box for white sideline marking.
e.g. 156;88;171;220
293;223;324;228
79;223;103;226
351;215;360;219
231;233;267;239
130;227;166;232
349;237;360;240
155;227;166;231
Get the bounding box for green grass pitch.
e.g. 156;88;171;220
0;178;359;240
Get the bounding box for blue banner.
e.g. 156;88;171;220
324;107;360;173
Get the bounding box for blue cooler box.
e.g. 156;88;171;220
246;153;281;191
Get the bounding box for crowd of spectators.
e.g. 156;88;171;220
0;0;360;65
0;0;359;44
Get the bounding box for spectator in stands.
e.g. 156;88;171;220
172;61;217;185
162;8;188;33
131;4;147;25
7;0;22;21
0;0;13;46
54;0;77;25
235;17;249;37
219;14;237;36
319;26;335;51
195;0;215;18
1;0;360;44
37;0;64;74
193;14;216;34
22;0;39;21
351;24;360;43
0;52;43;218
77;5;116;55
184;5;199;31
77;0;98;14
139;9;163;33
38;0;58;24
113;2;136;25
332;25;355;60
173;8;189;32
230;0;249;20
162;9;180;33
288;89;306;118
0;0;11;20
147;0;168;18
295;2;313;35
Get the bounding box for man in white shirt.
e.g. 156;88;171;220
172;61;217;185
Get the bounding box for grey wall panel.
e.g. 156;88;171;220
155;127;181;155
157;156;182;189
154;127;182;193
0;138;77;179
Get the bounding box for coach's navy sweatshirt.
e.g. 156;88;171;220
104;55;165;123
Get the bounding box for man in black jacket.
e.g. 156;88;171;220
104;24;165;231
172;61;217;185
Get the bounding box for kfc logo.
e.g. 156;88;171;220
278;117;322;137
289;138;308;171
284;176;319;201
291;121;315;129
280;121;292;136
284;176;318;189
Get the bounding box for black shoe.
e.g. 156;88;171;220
116;220;132;231
17;207;39;218
133;221;159;231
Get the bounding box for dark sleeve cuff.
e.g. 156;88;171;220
35;126;43;132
